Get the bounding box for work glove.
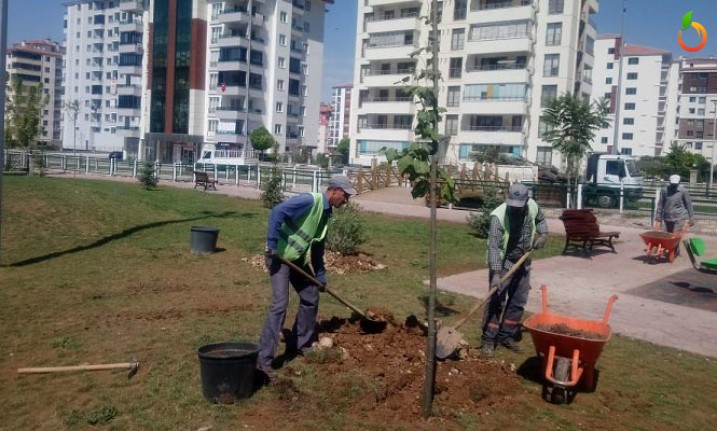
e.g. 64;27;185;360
316;275;327;292
689;219;695;227
490;273;503;294
264;248;276;268
533;234;549;250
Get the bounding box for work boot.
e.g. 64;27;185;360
499;338;524;353
479;343;495;358
256;364;276;385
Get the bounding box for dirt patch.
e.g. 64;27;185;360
267;316;524;428
247;251;387;275
536;323;605;340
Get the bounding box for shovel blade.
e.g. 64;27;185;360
436;326;463;359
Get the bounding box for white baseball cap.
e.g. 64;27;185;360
669;174;681;184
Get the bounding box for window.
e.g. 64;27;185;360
447;86;460;107
279;34;287;45
445;115;458;136
304;22;310;33
541;85;558;107
627;72;638;80
451;28;465;50
276;102;283;112
604;92;611;99
601;137;608;144
607;62;613;69
624;103;636;110
274;124;282;134
689;97;696;103
606;77;613;84
277;79;285;91
625;88;637;95
699;97;706;104
548;0;564;14
545;23;562;46
698;108;705;115
449;58;462;79
280;11;287;23
608;47;615;54
689;108;695;114
278;57;285;68
620;148;633;155
623;118;634;125
622;133;633;140
543;54;560;77
628;57;639;65
536;147;552;166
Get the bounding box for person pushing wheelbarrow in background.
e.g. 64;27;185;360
481;183;549;358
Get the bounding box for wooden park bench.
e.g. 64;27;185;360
559;209;620;255
193;171;218;191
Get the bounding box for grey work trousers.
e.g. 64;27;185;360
257;256;319;367
664;219;687;234
481;264;531;346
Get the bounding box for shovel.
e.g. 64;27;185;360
436;251;532;359
274;254;388;333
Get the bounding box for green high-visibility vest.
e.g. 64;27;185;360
489;199;539;260
278;193;327;262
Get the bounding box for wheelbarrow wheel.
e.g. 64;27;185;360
550;357;571;405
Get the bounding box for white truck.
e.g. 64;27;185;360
583;153;644;208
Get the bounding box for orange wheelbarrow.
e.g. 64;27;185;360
639;223;689;264
523;285;618;404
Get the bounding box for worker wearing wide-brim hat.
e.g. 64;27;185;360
481;183;549;357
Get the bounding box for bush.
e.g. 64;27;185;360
326;202;366;255
261;168;285;208
467;185;503;238
138;162;159;190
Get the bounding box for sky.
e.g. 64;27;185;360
7;1;717;102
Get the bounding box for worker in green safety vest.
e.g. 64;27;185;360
481;183;549;358
257;174;357;381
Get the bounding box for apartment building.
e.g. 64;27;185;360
670;58;717;162
328;83;352;151
316;103;333;153
592;35;672;157
5;39;65;148
349;0;598;168
205;0;326;159
62;0;148;154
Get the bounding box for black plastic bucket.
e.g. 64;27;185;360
197;342;259;404
190;226;219;254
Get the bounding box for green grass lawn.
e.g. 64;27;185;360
1;176;715;430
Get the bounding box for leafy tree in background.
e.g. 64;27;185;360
336;138;350;164
542;94;610;188
4;77;48;149
249;126;275;161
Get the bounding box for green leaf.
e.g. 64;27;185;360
383;148;399;162
682;10;693;31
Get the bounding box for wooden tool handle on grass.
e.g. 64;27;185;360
452;251;532;331
18;362;134;374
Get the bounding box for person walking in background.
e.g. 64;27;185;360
656;174;695;233
257;175;357;380
481;183;549;358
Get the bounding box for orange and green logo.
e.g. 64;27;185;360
678;10;708;52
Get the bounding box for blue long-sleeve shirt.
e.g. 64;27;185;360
266;193;331;283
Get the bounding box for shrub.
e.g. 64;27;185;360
261;169;285;209
326;202;366;255
138;162;159;190
467;185;503;238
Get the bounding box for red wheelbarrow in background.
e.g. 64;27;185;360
639;224;689;264
523;285;618;404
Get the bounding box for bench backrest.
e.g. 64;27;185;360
560;209;600;238
195;171;209;181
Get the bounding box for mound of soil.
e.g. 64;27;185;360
535;323;605;340
276;316;524;426
246;252;386;275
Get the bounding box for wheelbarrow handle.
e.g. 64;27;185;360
602;294;619;325
272;254;368;319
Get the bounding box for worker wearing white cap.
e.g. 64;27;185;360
656;174;695;234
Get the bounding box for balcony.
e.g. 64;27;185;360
359;97;414;114
362;68;414;86
355;123;413;142
216;59;248;72
214;8;249;24
119;19;143;32
119;43;143;55
466;34;533;55
364;43;417;61
468;0;534;24
116;84;142;97
458;125;523;144
216;33;249;48
464;64;529;84
116;107;141;117
365;13;420;34
118;64;142;76
115;126;141;137
119;0;143;13
460;97;528;115
368;0;421;6
216;106;246;120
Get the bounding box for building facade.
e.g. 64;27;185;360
349;0;599;168
591;35;672;157
62;0;148;154
670;58;717;162
205;0;327;160
316;103;333;153
5;39;65;148
328;83;352;151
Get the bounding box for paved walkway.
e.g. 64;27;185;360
48;174;717;357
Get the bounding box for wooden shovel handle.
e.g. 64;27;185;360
18;362;135;374
452;251;532;331
273;254;369;319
